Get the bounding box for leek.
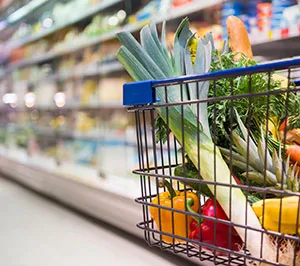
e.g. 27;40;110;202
117;19;273;262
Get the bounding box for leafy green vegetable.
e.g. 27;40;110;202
174;154;213;197
248;194;262;204
154;116;169;144
287;95;300;129
154;40;300;147
208;50;300;148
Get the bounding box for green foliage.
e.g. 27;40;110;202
154;116;169;144
287;94;300;129
174;154;214;197
152;49;300;148
208;50;296;147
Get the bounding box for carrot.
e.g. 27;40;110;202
279;117;300;145
279;118;288;132
226;16;253;60
286;144;300;164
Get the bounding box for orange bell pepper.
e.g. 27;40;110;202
149;180;199;244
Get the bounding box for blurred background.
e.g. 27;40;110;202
0;0;299;265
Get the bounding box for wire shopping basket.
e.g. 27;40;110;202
123;57;300;266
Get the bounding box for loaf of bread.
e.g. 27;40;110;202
226;16;253;60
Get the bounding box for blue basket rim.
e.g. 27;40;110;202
150;57;300;87
125;57;300;87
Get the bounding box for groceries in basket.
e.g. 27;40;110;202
188;198;243;256
149;179;199;244
118;14;300;265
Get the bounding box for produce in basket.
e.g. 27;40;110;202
173;156;213;197
220;110;300;193
174;154;242;197
278;118;300;165
188;198;243;255
226;16;253;60
209;16;300;156
215;17;300;264
149;180;199;244
209;48;300;154
252;196;300;234
117;15;299;265
279;118;300;146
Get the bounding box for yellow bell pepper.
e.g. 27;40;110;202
149;183;199;244
252;196;300;234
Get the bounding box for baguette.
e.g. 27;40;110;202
226;16;253;60
227;16;288;87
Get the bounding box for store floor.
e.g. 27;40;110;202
0;177;196;266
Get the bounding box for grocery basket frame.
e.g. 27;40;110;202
124;57;300;266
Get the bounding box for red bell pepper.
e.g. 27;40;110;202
187;198;243;256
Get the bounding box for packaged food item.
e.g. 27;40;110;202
81;79;97;105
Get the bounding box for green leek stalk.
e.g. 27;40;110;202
117;19;273;262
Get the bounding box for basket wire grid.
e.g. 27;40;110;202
124;58;300;266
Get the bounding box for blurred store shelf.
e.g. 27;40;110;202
7;0;222;71
8;29;122;70
59;61;125;80
253;35;300;59
151;0;221;24
0;61;124;80
0;0;17;13
0;101;123;112
7;33;300;75
9;0;124;49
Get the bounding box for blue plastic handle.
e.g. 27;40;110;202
123;80;155;106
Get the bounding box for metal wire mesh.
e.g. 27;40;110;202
126;59;300;265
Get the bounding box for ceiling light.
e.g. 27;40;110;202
10;102;17;108
117;10;126;20
3;93;17;104
42;18;53;28
54;92;66;108
24;92;36;108
108;16;118;26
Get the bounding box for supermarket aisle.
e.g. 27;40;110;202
0;177;190;266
